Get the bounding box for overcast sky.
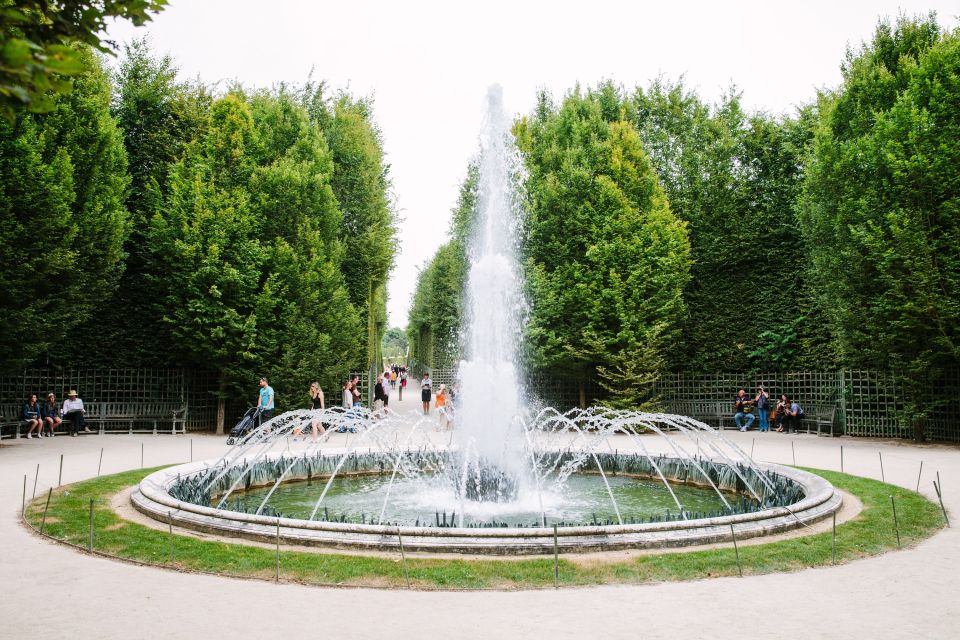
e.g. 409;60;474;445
105;1;958;326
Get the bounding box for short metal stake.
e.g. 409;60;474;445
934;480;950;527
97;447;103;477
22;474;27;515
168;511;174;564
397;527;411;588
890;495;901;548
750;438;755;461
879;451;885;483
553;524;560;588
791;441;796;466
141;442;144;469
730;523;743;577
32;463;39;499
39;488;52;534
58;454;64;487
88;499;95;551
275;517;281;582
916;460;923;492
840;445;843;473
831;511;837;565
190;439;193;462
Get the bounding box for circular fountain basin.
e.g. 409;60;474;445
131;448;841;555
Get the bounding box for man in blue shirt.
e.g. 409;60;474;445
257;376;275;426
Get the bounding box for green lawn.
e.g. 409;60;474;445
23;467;944;590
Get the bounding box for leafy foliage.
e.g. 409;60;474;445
0;47;128;369
800;14;960;436
514;84;691;405
0;0;167;122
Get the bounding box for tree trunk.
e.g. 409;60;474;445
215;374;226;435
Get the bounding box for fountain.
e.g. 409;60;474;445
131;87;841;554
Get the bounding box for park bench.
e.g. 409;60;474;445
0;403;24;439
88;402;187;435
799;404;838;437
665;401;727;428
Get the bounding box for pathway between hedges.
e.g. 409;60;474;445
1;400;958;639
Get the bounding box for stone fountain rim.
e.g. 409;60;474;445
132;448;837;540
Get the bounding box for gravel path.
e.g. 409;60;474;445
1;411;957;639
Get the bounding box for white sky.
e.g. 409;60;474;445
105;1;959;327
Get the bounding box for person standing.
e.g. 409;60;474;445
421;372;432;415
374;375;386;417
755;385;770;432
22;394;42;438
399;371;406;401
42;393;62;437
62;390;87;437
733;388;755;431
256;376;275;426
350;374;362;408
382;372;391;413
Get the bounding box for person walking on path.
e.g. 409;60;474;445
62;390;87;437
421;372;432;415
22;394;42;438
755;385;770;432
399;371;406;401
733;388;755;431
256;376;275;428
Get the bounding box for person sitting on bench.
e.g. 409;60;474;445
733;388;755;431
22;394;42;438
62;390;88;436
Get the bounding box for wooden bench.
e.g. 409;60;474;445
89;402;187;435
666;401;727;428
0;403;24;439
800;404;837;437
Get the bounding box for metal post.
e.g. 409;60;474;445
916;460;923;492
890;495;901;548
831;511;837;565
553;524;560;588
750;438;755;461
168;511;174;564
32;463;39;499
141;442;144;469
791;441;796;466
840;445;843;473
39;488;52;534
879;451;885;483
88;499;94;551
934;481;950;528
190;438;193;462
58;453;63;487
729;523;743;577
22;474;27;515
97;448;103;477
275;517;281;582
397;527;411;588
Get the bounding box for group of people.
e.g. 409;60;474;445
419;372;456;430
21;390;90;438
733;386;804;433
251;367;459;440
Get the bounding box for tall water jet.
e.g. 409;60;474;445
455;85;526;498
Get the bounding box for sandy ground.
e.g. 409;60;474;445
1;392;958;639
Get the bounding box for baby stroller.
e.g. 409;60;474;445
226;407;262;445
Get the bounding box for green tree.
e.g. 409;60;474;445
382;327;408;363
630;80;824;372
800;14;959;438
65;38;211;366
0;46;128;369
151;93;265;432
0;0;167;122
515;84;691;407
323;96;396;371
